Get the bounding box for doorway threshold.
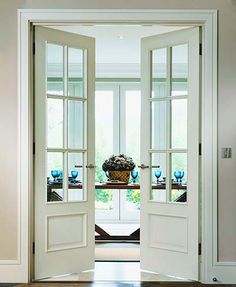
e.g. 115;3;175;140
38;262;190;282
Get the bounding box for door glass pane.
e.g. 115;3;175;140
47;44;64;96
47;98;63;148
68;152;84;201
171;99;187;149
171;44;188;96
170;153;187;203
68;47;84;97
47;152;63;202
151;101;167;150
125;90;141;165
68;100;84;149
95;90;114;183
150;153;166;202
152;48;167;98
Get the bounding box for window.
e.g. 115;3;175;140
95;82;141;222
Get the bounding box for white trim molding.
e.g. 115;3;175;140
13;9;219;283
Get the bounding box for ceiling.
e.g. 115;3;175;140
49;25;191;65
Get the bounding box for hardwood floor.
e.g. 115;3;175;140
0;283;234;287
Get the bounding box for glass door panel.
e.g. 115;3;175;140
68;47;84;97
171;99;187;149
152;48;167;98
68;152;85;201
151;101;167;150
68;100;84;149
150;153;166;202
47;152;64;202
47;98;63;148
170;152;187;202
47;43;64;96
171;44;188;96
46;43;87;204
149;43;188;205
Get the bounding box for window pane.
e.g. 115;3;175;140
68;47;84;97
151;101;167;150
47;44;64;96
95;190;114;210
126;189;140;210
171;99;187;149
152;48;167;98
47;98;63;148
47;152;63;202
68;153;84;201
171;44;188;96
170;153;187;203
125;90;141;166
95;90;114;183
68;100;84;149
150;153;166;202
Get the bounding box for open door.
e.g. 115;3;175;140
140;28;200;280
34;26;95;279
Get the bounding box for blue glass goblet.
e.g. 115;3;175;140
155;170;162;183
179;171;185;184
71;170;78;183
131;170;138;183
51;170;60;182
174;171;181;183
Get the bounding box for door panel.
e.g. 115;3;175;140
140;28;199;280
34;26;95;279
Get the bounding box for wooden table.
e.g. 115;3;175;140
47;182;187;241
47;182;187;192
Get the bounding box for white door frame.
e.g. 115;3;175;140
14;9;219;284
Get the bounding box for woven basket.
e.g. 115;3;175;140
109;170;131;183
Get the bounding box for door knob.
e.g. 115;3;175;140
86;164;96;169
138;164;149;169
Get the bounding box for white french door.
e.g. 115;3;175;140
140;28;200;280
34;26;95;279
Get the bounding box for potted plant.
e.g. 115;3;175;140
102;154;135;183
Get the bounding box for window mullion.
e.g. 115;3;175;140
166;46;172;203
63;45;68;202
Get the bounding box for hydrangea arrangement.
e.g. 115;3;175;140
102;154;135;171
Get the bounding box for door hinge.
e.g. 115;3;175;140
32;242;35;254
32;42;35;55
199;43;202;56
199;143;202;156
33;142;35;155
198;243;202;255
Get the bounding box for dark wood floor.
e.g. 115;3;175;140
0;283;234;287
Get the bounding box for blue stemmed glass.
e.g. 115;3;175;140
51;170;60;182
71;170;78;183
174;171;181;183
179;171;184;184
131;170;138;183
154;170;162;183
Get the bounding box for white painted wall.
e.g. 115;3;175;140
0;0;236;268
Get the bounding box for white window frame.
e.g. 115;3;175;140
95;83;120;221
95;81;141;223
14;9;218;284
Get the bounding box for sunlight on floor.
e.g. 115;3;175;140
42;262;189;282
95;243;140;261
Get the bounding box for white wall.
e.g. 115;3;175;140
0;0;236;270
